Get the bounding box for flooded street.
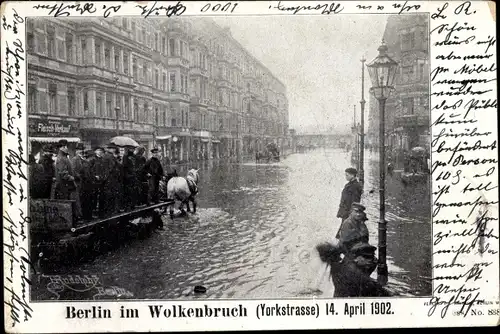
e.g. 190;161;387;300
34;148;431;300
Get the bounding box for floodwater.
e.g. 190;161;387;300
32;148;431;300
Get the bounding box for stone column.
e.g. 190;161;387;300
130;95;135;122
110;45;115;71
119;49;124;73
87;36;96;65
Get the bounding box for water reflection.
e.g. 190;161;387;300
32;148;431;300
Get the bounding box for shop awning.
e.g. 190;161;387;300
201;138;209;143
30;137;81;143
157;135;172;140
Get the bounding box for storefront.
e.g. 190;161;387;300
29;117;81;158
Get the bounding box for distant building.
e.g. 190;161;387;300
367;14;430;167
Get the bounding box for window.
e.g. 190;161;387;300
122;54;128;74
48;83;57;113
169;39;175;56
402;97;414;115
155;107;159;124
141;28;146;44
171;111;177;126
95;42;101;66
180;74;184;93
155;33;159;51
47;26;56;58
419;63;425;81
162;37;167;54
143;103;149;123
131;21;136;39
401;32;415;51
219;91;223;104
181;110;184;126
115;53;120;72
170;73;176;92
81;39;87;64
155;70;159;88
105;47;111;68
132;58;137;80
65;34;73;63
142;63;147;84
57;38;64;60
67;87;75;116
124;96;129;120
83;91;89;112
134;102;139;122
28;85;37;114
106;94;112;118
96;92;103;117
162;73;167;91
122;18;128;29
402;66;414;84
180;41;184;57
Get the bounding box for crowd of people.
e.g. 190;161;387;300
30;140;167;222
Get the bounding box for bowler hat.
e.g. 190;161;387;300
42;144;55;153
150;147;159;153
345;167;358;176
351;202;366;212
94;146;104;151
76;143;85;150
58;139;68;147
84;149;95;157
106;142;117;148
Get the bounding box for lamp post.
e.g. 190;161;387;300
366;40;398;286
359;56;366;185
114;76;120;136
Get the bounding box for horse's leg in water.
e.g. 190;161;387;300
169;200;174;219
186;200;191;213
191;197;197;213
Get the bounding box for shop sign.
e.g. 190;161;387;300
29;119;80;137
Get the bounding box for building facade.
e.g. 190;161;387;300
27;17;289;161
366;14;430;167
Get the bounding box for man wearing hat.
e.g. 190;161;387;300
144;147;164;205
37;144;56;199
70;142;86;219
90;147;108;218
336;167;363;230
101;143;120;216
54;139;77;201
81;149;95;221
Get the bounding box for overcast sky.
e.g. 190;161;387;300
212;15;388;134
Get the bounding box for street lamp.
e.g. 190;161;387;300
114;76;120;136
366;40;398;286
359;56;366;186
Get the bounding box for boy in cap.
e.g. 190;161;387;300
145;147;164;205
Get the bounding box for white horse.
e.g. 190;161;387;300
166;169;200;219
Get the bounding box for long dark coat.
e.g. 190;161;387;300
38;154;55;199
54;151;76;200
336;179;362;220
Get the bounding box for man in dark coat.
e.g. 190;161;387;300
90;147;109;218
336;167;362;238
38;145;56;199
81;150;95;221
134;146;148;206
122;146;138;210
54;139;77;201
70;143;85;219
145;147;164;204
102;144;119;216
113;147;124;212
29;153;45;199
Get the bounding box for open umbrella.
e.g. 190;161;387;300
109;136;139;148
411;146;425;154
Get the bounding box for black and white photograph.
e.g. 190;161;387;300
25;13;432;301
